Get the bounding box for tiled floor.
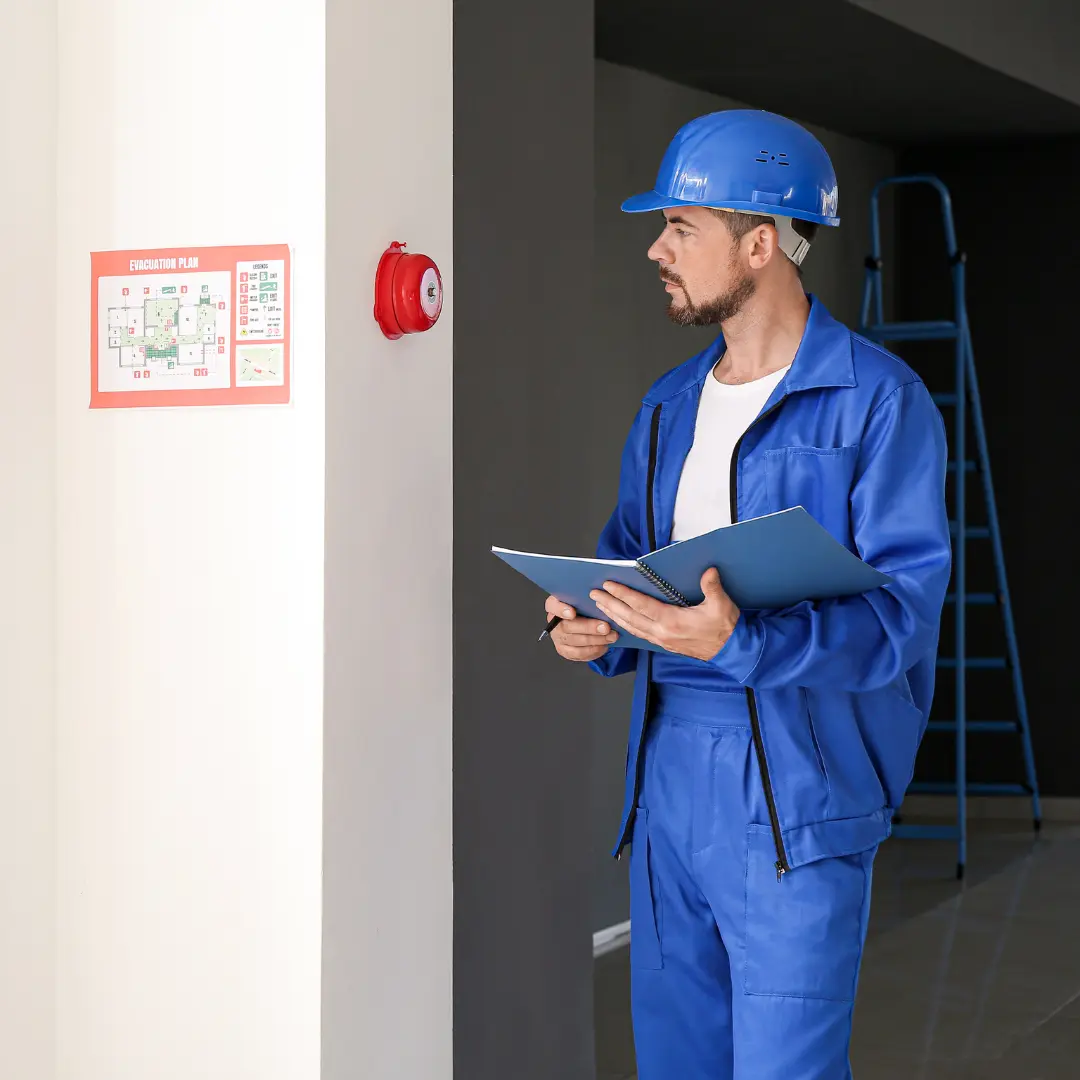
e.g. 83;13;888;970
596;819;1080;1079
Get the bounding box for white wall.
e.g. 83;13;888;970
321;0;453;1076
4;0;454;1074
0;3;57;1078
54;3;325;1079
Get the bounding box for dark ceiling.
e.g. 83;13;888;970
596;0;1080;145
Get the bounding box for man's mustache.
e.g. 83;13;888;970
660;272;685;287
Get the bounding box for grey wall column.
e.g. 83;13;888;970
324;0;454;1076
453;1;597;1078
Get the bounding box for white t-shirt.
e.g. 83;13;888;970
670;364;790;543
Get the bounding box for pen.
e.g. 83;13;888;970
538;614;562;642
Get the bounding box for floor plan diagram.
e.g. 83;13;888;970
99;271;232;393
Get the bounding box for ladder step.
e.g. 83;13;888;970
862;321;960;341
890;823;959;840
948;522;991;538
862;182;1042;867
926;721;1019;733
908;781;1032;797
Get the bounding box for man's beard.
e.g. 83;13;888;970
662;264;756;327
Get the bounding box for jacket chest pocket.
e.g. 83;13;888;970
764;445;859;543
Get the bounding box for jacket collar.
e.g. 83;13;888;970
642;294;857;406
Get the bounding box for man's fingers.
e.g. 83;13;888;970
557;629;619;646
558;643;611;662
554;617;618;641
593;592;647;634
594;597;661;645
596;581;665;620
545;595;577;619
555;617;613;638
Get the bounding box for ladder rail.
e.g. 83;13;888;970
862;174;961;331
858;173;1041;875
960;320;1042;826
954;295;968;878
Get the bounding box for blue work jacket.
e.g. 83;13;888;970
591;296;952;876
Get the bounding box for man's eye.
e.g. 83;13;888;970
674;228;690;237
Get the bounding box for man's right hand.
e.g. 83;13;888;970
545;595;620;662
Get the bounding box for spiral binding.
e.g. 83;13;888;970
635;561;691;607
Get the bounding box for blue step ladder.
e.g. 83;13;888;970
858;175;1041;880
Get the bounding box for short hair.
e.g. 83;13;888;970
710;208;819;267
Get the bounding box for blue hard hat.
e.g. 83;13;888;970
622;110;840;227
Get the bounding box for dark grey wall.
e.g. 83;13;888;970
589;61;897;932
597;0;1080;145
453;2;597;1078
849;0;1080;109
891;139;1080;798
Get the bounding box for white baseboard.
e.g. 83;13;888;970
593;919;631;958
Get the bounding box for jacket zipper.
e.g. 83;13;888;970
617;404;663;859
730;400;791;883
646;404;662;554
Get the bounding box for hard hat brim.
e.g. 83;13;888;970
620;189;839;227
620;190;684;213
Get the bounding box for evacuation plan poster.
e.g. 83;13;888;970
90;244;291;409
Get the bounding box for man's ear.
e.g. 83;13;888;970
746;223;779;270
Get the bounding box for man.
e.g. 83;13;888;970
545;110;951;1079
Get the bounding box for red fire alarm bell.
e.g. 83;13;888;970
374;242;444;340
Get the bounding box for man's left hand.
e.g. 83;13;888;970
591;568;740;661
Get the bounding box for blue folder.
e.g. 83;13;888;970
492;506;891;653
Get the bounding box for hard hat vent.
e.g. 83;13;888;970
755;151;791;166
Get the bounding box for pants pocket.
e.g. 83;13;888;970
630;808;663;970
743;824;873;1001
